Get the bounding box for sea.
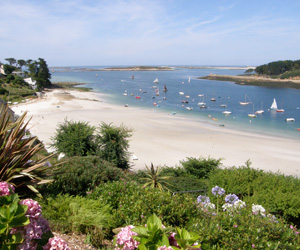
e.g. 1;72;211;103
51;66;300;141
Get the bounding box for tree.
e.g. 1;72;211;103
51;119;96;157
28;58;51;90
17;59;26;69
3;64;16;74
95;122;133;170
5;58;16;66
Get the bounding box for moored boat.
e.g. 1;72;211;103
179;92;184;95
285;118;295;122
222;111;232;115
153;78;159;83
270;98;278;110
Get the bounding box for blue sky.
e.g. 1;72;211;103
1;0;299;66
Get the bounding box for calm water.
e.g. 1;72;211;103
51;66;300;140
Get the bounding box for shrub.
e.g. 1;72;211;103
95;122;133;170
0;86;8;95
40;156;126;196
180;157;221;179
88;180;201;229
39;194;113;232
51;119;96;157
208;164;300;225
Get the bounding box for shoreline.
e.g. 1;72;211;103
12;88;300;176
199;74;300;89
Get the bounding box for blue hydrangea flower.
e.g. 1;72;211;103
211;186;225;196
197;195;210;204
225;194;239;204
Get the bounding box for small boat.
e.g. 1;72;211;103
197;102;206;106
186;107;193;110
135;96;141;99
152;86;157;88
182;100;189;104
179;92;184;95
122;93;128;96
131;75;134;79
277;109;284;113
239;94;251;105
153;78;159;83
163;84;168;92
163;97;166;100
199;104;207;109
186;95;190;98
297;128;300;131
285;118;295;122
222;111;232;115
220;104;227;108
198;94;204;97
248;104;257;118
270;98;278;110
255;110;264;114
210;98;216;101
124;104;128;107
188;76;191;83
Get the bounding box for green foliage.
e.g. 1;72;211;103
27;58;51;90
280;68;300;79
3;65;16;75
0;87;8;95
192;205;300;249
180;157;221;179
89;180;201;228
208;164;300;225
174;227;201;249
39;194;114;235
0;105;54;197
255;59;300;76
0;193;30;249
51;119;96;157
95;122;133;170
140;163;172;191
5;58;16;66
131;214;172;250
41;156;126;196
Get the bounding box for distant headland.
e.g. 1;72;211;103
50;66;175;72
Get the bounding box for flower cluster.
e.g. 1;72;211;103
43;236;70;250
114;225;139;250
197;195;216;211
0;181;15;196
20;199;42;219
157;246;173;250
212;186;225;196
252;204;266;216
197;195;210;204
222;200;246;212
225;194;239;204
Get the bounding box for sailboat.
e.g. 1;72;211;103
188;76;191;83
255;102;264;114
240;94;251;105
270;98;278;110
248;104;257;118
153;78;159;84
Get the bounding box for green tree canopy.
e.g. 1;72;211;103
5;58;16;66
51;119;96;157
95;122;133;170
28;58;51;90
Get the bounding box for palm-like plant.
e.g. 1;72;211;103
0;104;54;197
140;163;172;191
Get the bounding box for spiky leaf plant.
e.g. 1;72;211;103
140;163;172;191
0;104;54;197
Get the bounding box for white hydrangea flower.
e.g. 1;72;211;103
252;204;266;216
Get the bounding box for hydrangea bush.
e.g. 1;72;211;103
0;181;70;250
193;185;300;249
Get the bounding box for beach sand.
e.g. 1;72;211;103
12;89;300;176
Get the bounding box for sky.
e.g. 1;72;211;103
0;0;300;67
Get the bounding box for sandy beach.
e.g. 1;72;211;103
12;88;300;176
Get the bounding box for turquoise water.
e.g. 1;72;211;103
51;66;300;140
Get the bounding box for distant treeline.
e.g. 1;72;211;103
255;59;300;76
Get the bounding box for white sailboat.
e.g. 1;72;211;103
248;104;257;118
270;98;278;110
255;102;264;114
153;78;159;84
239;94;251;105
188;76;191;83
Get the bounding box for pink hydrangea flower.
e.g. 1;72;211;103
0;181;15;196
43;237;70;250
20;199;42;219
157;246;173;250
114;225;139;250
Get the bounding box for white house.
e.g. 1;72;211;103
24;77;37;89
0;64;5;75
